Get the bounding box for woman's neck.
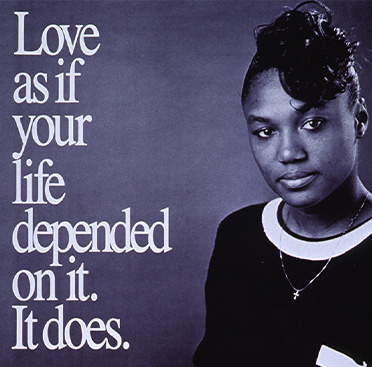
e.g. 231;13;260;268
282;176;372;238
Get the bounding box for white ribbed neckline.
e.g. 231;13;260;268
262;198;372;260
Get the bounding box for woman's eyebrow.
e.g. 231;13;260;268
309;104;328;112
246;114;273;124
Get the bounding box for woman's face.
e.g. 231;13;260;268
243;69;364;208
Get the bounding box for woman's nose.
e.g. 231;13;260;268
277;134;307;164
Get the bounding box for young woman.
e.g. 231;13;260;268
194;2;372;366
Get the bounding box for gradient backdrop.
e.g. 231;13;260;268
1;1;372;366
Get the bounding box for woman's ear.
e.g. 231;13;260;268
355;97;369;139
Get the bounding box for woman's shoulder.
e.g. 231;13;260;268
219;202;266;228
209;201;278;274
215;202;271;245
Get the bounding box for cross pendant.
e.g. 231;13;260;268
293;290;300;300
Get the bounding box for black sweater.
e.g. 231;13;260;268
194;203;372;366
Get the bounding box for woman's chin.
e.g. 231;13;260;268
275;190;325;209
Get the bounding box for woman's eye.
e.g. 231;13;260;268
302;119;323;130
254;127;276;139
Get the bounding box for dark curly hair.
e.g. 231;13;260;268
241;1;360;108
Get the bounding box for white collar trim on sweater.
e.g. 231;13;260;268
262;198;372;260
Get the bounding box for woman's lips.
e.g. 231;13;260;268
278;172;318;189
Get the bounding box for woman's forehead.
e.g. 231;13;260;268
243;69;350;120
243;70;304;120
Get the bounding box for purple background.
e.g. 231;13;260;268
1;1;372;366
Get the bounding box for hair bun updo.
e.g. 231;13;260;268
242;1;360;107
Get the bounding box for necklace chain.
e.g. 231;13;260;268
280;193;369;300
